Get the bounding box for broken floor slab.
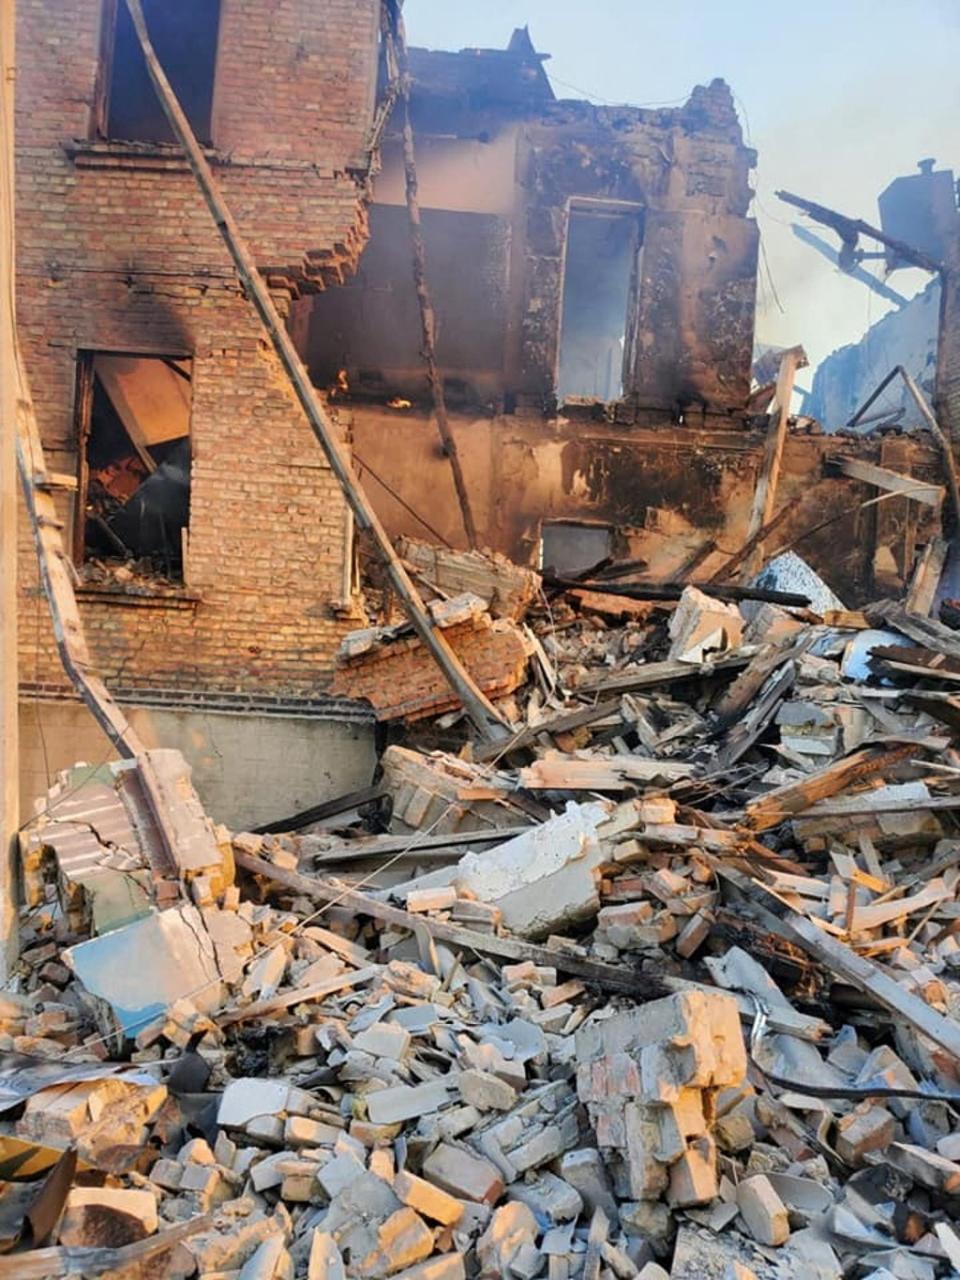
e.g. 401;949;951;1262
454;801;610;940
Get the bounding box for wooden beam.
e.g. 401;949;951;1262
836;456;944;508
576;653;750;696
474;698;622;763
235;851;658;996
906;537;948;617
219;965;382;1027
741;345;807;579
389;13;478;549
866;601;960;662
742;743;915;831
718;863;960;1064
122;0;508;744
708;494;801;584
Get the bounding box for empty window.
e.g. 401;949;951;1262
557;204;643;404
75;353;193;581
103;0;221;144
540;521;613;577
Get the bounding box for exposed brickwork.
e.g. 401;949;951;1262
332;615;532;722
16;0;380;698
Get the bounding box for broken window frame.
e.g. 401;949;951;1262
73;348;195;581
91;0;223;145
555;198;645;407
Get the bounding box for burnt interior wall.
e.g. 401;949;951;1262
306;78;759;417
347;406;945;608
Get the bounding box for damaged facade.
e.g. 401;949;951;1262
15;0;382;822
10;7;960;1278
306;32;948;606
14;14;955;823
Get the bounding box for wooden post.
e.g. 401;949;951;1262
0;0;19;978
740;345;807;580
388;11;479;550
122;0;508;742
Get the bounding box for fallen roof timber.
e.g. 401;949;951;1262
234;850;658;996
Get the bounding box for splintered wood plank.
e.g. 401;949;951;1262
866;602;960;662
220;966;382;1027
519;753;695;791
906;538;948;616
474;700;622;763
715;864;960;1063
742;743;915;831
575;653;749;696
850;882;949;932
837;456;944;507
740;345;807;577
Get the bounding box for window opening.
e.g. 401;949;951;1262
557;205;643;404
76;352;193;581
104;0;221;144
540;520;613;578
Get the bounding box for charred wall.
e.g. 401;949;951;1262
305;77;759;418
347;407;945;607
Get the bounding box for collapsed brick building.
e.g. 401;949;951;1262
14;9;949;824
305;31;945;591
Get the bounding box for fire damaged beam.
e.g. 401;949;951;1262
383;2;480;550
848;365;960;530
777;189;944;275
122;0;509;742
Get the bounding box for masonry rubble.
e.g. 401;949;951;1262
12;532;960;1279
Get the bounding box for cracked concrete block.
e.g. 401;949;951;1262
478;1202;538;1277
422;1143;504;1205
366;1080;452;1125
455;802;610;940
361;1207;435;1276
558;1149;617;1223
736;1174;790;1246
458;1068;517;1113
58;1186;158;1247
835;1105;895;1166
667;1135;718;1209
308;1232;346;1280
393;1169;464;1226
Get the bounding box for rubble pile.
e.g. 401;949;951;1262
12;545;960;1278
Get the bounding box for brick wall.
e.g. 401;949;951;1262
15;0;380;697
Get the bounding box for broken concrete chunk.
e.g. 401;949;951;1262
835;1105;895;1166
458;1068;517;1113
309;1231;346;1280
455;802;610;940
393;1169;464;1225
219;1078;291;1128
736;1174;790;1246
64;904;222;1037
478;1201;538;1277
421;1142;505;1205
366;1080;452;1125
58;1186;158;1247
668;586;744;663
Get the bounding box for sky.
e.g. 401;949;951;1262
405;0;960;393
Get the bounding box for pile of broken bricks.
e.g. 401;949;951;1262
12;542;960;1276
